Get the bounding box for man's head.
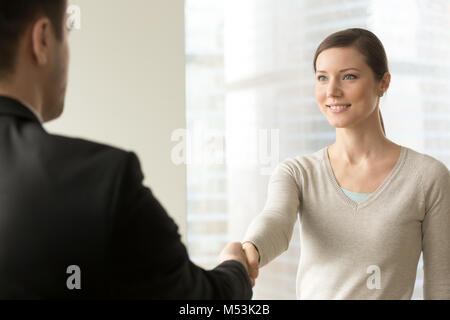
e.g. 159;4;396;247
0;0;69;122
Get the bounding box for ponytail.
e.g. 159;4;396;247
379;109;386;136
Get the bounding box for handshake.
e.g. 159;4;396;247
219;241;260;287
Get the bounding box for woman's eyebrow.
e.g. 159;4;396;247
316;68;361;73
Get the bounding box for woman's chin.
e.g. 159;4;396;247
327;119;352;129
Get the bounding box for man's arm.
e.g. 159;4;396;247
106;152;252;299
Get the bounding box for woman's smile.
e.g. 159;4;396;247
327;104;351;113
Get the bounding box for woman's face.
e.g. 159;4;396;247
314;47;386;130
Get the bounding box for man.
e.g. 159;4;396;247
0;0;252;299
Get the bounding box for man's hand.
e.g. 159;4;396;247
220;242;254;287
242;242;259;287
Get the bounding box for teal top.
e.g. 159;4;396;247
340;187;372;203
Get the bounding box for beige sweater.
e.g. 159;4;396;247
243;145;450;299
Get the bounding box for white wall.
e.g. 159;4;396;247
45;0;187;242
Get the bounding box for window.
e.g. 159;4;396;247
185;0;450;299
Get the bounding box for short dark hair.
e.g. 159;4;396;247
0;0;66;78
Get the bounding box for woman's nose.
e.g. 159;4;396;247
326;79;342;97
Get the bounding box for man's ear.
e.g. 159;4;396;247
31;17;52;66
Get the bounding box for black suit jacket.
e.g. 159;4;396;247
0;96;252;299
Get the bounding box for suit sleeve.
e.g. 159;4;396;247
106;152;252;299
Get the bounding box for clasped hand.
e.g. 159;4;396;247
219;242;260;287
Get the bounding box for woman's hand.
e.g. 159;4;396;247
242;242;260;287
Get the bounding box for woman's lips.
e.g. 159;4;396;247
326;104;351;113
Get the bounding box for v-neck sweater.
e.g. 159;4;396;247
243;145;450;299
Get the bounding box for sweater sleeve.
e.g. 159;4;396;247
242;160;301;267
421;162;450;300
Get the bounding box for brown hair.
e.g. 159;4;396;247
313;28;388;135
0;0;66;79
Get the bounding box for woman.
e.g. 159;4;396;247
242;28;450;299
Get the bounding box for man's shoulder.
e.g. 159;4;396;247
46;133;132;163
41;133;139;181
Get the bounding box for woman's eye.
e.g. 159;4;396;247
344;74;357;80
317;76;326;81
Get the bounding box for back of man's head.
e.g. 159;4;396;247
0;0;69;122
0;0;66;78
